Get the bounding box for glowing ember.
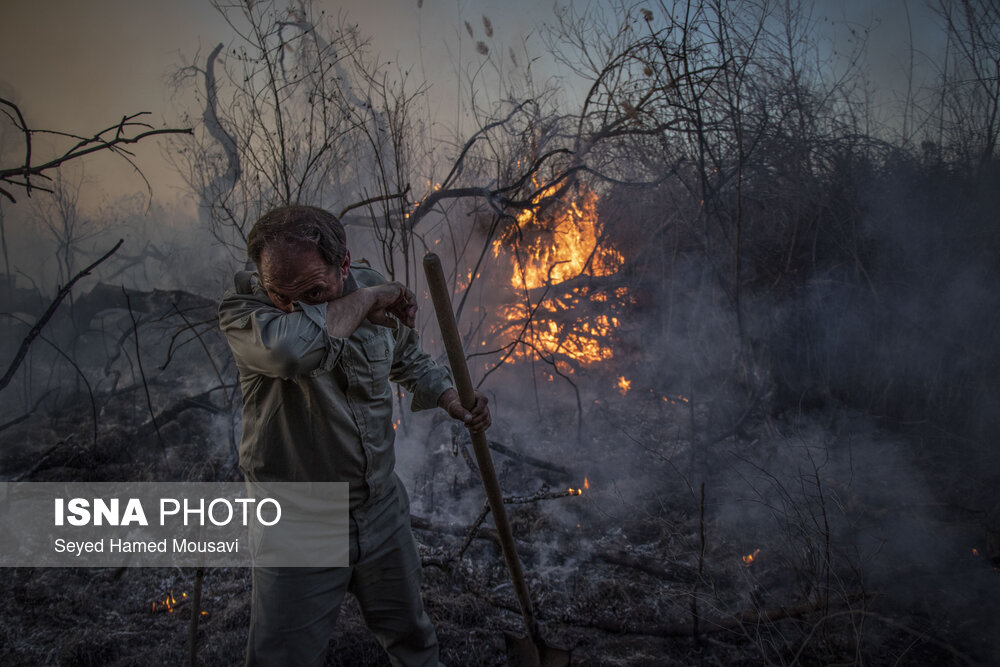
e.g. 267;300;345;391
403;182;442;220
662;395;690;405
617;376;631;395
973;548;980;556
584;477;590;490
742;549;761;567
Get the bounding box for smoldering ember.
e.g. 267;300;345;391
1;1;998;665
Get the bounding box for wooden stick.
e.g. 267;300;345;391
423;252;543;655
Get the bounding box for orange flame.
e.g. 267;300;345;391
567;477;588;496
151;590;207;616
742;549;761;567
498;182;622;290
491;180;628;368
152;590;182;613
617;376;631;395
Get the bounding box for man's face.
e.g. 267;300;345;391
258;241;350;313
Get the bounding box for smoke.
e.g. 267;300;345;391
385;135;1000;662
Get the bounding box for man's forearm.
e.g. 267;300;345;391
325;288;377;338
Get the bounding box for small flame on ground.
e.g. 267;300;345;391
742;549;761;567
662;394;690;405
617;376;631;395
151;590;208;616
973;548;980;556
152;590;182;613
584;477;590;490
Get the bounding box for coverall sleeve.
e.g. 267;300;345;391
389;323;453;411
219;293;345;380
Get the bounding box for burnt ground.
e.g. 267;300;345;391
1;376;998;667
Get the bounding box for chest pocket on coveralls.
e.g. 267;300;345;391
360;331;392;398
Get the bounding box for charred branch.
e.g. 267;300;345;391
486;440;571;476
0;98;191;204
10;436;75;482
201;44;242;203
123;287;171;475
594;548;698;584
0;390;52;434
135;386;231;439
338;189;410;220
0;239;123;392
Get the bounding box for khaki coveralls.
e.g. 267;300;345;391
219;265;452;667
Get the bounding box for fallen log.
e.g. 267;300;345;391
135;386;230;438
488;440;571;476
595;548;698;584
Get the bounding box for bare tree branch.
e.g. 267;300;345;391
0;239;123;392
0;99;191;203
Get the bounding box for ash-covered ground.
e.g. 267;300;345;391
1;365;997;666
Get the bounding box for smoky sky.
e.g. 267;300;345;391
0;0;947;203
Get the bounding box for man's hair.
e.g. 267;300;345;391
247;205;347;267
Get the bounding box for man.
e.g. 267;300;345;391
219;204;489;666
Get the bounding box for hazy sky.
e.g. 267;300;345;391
0;0;561;203
0;0;944;209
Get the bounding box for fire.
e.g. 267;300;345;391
490;179;629;368
496;302;621;366
661;394;690;405
584;477;589;490
150;590;208;616
742;549;761;567
403;182;443;220
617;376;631;395
501;183;622;290
151;590;183;613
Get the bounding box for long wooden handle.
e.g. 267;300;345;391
422;252;540;641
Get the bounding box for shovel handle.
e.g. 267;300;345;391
422;253;541;642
